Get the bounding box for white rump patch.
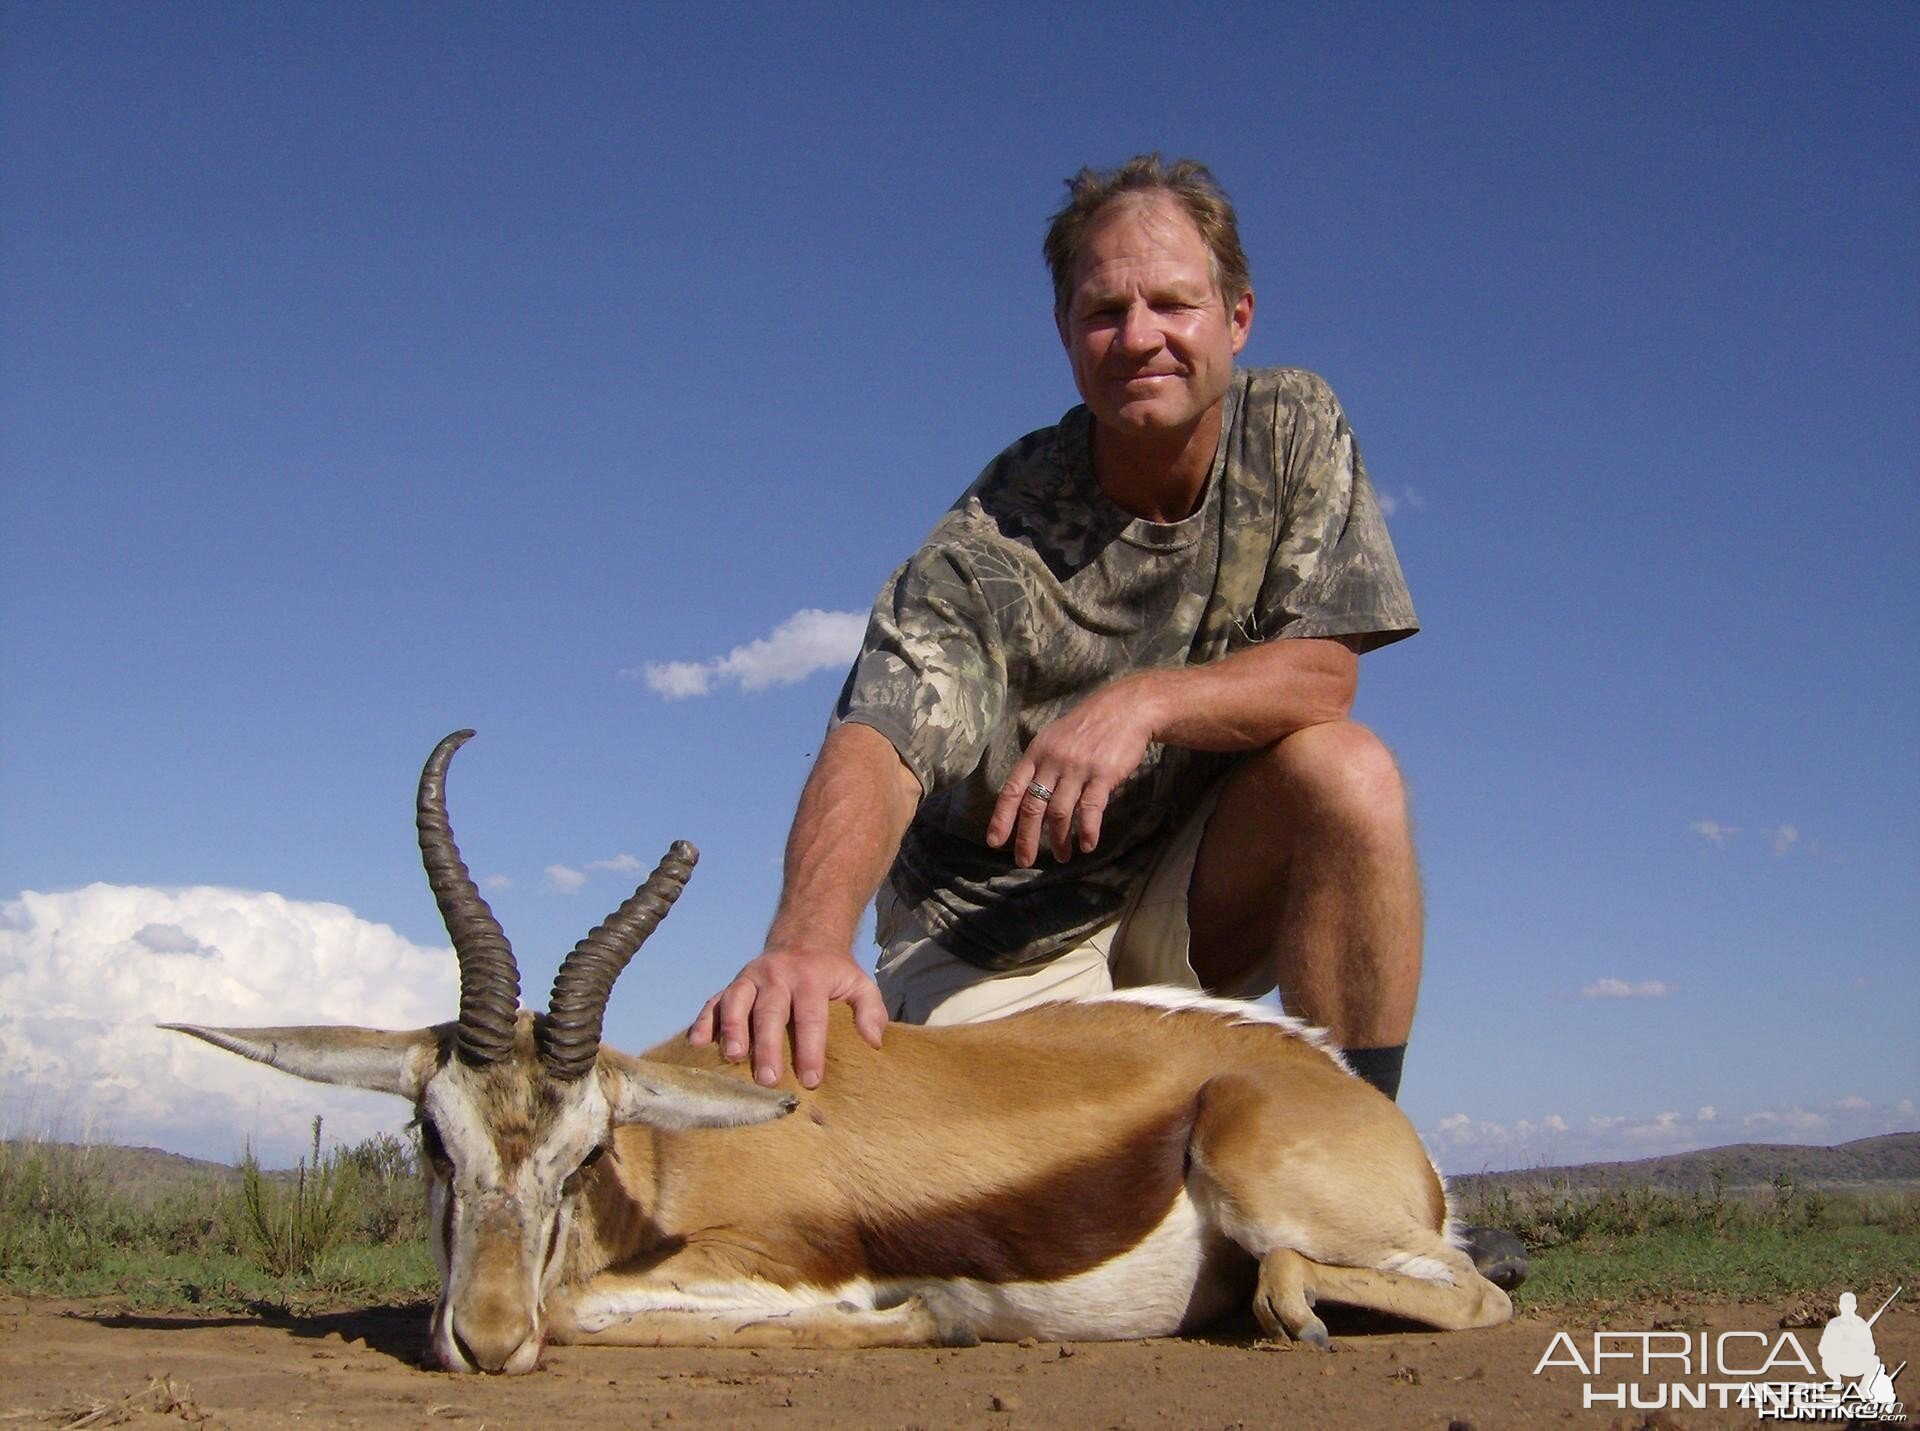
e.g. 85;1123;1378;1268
1088;986;1352;1074
1433;1155;1470;1252
1381;1251;1458;1285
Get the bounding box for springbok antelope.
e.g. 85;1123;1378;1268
167;730;1510;1374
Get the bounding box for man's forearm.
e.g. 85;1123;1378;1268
1129;636;1358;753
765;721;923;954
988;635;1360;866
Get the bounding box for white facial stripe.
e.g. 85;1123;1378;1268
527;1076;608;1189
422;1072;505;1189
425;1175;463;1371
523;1082;610;1319
540;1203;575;1300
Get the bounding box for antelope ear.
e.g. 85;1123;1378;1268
163;1022;449;1100
603;1058;797;1131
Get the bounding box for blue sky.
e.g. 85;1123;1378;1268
3;2;1914;1170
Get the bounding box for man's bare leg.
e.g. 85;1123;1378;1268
1185;719;1421;1051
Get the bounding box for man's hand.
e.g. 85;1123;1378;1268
987;677;1157;867
687;721;917;1089
688;945;888;1089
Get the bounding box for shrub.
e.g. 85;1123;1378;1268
341;1130;425;1246
222;1117;360;1279
2;1135;135;1272
1450;1163;1908;1252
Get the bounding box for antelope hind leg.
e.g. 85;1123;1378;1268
1280;1248;1513;1333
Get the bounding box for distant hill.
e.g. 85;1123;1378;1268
1;1140;242;1203
1451;1132;1920;1197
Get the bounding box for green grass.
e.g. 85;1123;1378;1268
1457;1171;1920;1312
0;1123;435;1309
1519;1225;1918;1311
1;1244;436;1312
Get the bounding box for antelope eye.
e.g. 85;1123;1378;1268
561;1144;606;1197
417;1117;451;1170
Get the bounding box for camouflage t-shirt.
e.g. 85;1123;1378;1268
833;367;1417;971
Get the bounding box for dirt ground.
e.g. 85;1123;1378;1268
1;1296;1911;1430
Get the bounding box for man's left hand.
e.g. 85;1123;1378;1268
987;677;1157;867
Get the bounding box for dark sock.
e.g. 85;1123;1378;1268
1343;1044;1406;1101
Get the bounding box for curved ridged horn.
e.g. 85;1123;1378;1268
417;730;522;1066
541;841;697;1080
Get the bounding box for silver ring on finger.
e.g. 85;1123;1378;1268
1026;781;1054;802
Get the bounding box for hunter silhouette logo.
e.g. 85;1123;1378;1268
1818;1289;1904;1409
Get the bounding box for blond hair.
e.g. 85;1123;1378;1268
1043;155;1250;314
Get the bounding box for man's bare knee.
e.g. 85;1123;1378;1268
1244;720;1409;842
1193;722;1407;931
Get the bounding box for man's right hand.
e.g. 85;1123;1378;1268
692;720;918;1092
687;946;887;1090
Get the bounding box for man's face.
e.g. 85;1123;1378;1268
1056;193;1253;442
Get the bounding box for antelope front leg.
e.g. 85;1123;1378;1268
549;1286;978;1350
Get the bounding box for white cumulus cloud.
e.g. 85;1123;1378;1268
1375;484;1423;519
0;884;457;1165
635;608;866;699
1689;820;1738;847
1581;978;1671;999
1771;823;1800;857
644;662;714;699
587;854;644;876
543;864;587;894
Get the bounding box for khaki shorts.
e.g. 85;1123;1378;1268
873;782;1277;1025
